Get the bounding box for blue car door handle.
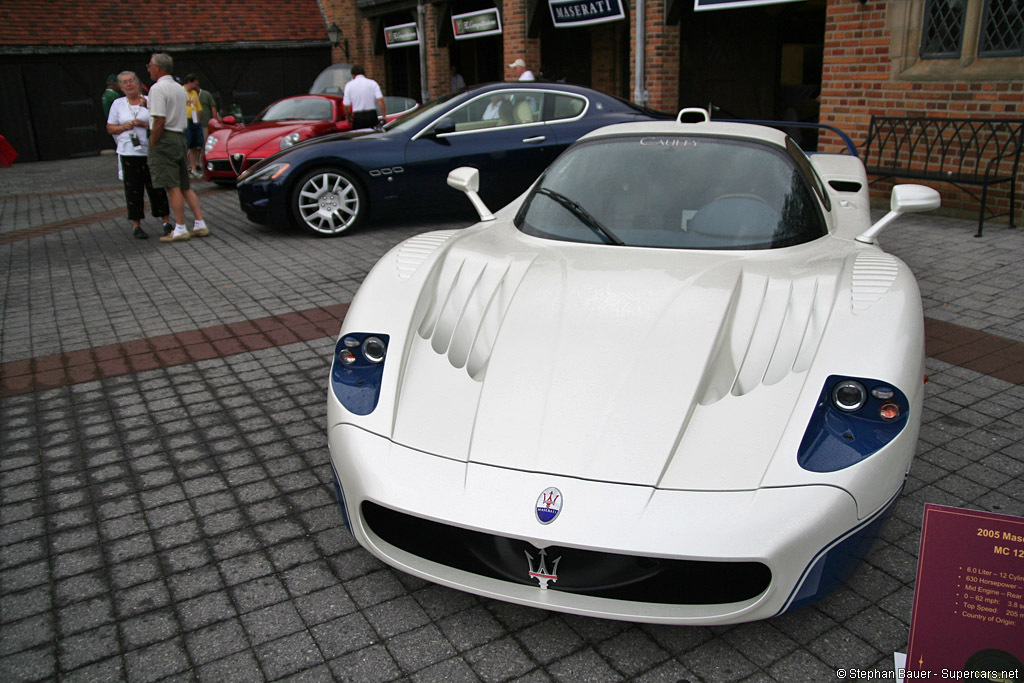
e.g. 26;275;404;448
522;136;546;144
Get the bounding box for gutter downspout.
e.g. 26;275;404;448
633;0;648;105
418;0;429;102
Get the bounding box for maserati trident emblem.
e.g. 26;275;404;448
535;487;562;524
525;548;561;589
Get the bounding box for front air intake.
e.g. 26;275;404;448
362;502;771;605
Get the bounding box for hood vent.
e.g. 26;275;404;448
698;270;838;405
395;231;460;279
851;253;899;312
416;253;535;380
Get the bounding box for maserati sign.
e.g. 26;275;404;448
549;0;625;28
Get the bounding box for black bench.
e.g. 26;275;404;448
862;116;1024;236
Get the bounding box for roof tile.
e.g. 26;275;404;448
0;0;327;48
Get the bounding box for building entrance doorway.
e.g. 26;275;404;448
676;0;825;147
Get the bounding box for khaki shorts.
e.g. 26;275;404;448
148;130;190;191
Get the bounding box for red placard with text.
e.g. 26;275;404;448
906;504;1024;678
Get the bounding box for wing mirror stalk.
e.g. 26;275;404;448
447;167;495;222
856;184;940;244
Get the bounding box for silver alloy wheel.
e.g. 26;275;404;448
295;169;362;235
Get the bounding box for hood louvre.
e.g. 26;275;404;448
415;252;535;381
698;269;837;405
851;253;899;311
395;230;460;279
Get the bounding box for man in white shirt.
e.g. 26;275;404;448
147;52;211;243
343;66;386;130
508;58;535;82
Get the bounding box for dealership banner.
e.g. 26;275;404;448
695;0;806;10
384;22;419;48
453;8;503;40
549;0;625;28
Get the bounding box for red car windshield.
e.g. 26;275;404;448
258;98;334;122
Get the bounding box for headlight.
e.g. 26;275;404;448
798;375;910;472
238;161;290;185
280;132;303;151
831;380;867;412
330;333;390;415
362;336;387;363
204;134;219;154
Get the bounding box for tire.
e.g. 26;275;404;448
291;167;365;236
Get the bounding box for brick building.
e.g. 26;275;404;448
326;0;1022;222
819;1;1023;221
2;0;1020;220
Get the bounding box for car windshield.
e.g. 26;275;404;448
382;90;470;134
258;98;333;122
515;135;828;250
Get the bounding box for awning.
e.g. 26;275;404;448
695;0;806;10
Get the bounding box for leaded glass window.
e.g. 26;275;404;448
920;0;967;58
979;0;1024;57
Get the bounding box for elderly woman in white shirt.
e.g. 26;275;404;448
106;71;171;239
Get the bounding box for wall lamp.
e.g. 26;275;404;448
327;23;350;61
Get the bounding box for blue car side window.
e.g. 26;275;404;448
446;92;545;133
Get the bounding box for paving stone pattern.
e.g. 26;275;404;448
1;155;1023;682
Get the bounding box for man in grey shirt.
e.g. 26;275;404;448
146;52;211;243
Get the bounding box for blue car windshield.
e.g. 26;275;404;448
515;135;828;250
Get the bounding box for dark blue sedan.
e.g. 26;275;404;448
236;82;670;236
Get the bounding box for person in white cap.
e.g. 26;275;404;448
508;58;535;81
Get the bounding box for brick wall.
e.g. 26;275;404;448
501;2;542;82
424;4;449;99
321;0;387;89
631;0;680;114
819;1;1023;224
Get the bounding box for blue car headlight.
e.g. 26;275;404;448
330;333;389;415
238;161;290;185
797;375;910;472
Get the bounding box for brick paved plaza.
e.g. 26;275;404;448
1;154;1023;681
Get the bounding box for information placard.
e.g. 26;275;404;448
906;504;1023;679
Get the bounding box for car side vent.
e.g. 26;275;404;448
851;253;900;312
395;231;460;279
828;180;862;193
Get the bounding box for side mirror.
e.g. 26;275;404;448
447;167;494;222
431;117;456;137
856;184;940;244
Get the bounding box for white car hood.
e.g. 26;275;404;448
380;226;869;491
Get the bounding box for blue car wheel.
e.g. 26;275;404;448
292;167;365;236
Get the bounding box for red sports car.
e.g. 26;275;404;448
203;94;415;183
